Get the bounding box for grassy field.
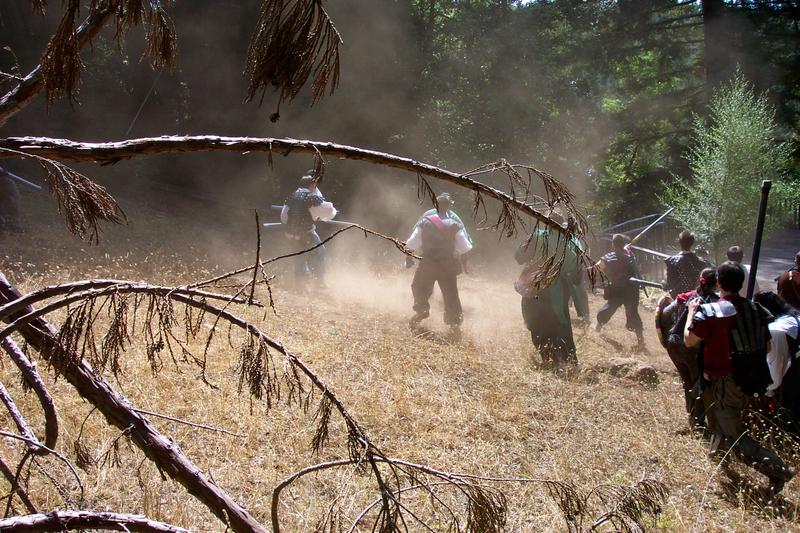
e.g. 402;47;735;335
2;218;800;532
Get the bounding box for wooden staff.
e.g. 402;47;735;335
747;180;771;299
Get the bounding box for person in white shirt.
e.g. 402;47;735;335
727;245;761;297
755;292;800;402
406;194;472;337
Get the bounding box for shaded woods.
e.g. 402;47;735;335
1;1;799;532
3;1;799;226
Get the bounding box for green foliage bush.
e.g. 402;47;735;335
662;73;797;260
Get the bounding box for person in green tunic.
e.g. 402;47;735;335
567;235;590;322
514;228;578;367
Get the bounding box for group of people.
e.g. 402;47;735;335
405;208;800;495
657;231;800;495
279;174;800;495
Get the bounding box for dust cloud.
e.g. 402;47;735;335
4;0;608;326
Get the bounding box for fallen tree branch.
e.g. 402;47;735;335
0;457;36;515
0;274;457;531
0;380;42;455
0;2;116;128
0;510;190;532
0;135;579;237
0;337;59;450
0;273;268;533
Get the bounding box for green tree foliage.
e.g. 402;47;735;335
663;73;796;259
3;1;799;229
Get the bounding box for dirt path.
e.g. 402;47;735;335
756;227;800;287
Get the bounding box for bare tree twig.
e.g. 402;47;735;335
191;222;416;289
248;210;261;305
0;430;84;505
0;337;59;450
0;458;36;515
0;380;42;454
131;408;245;438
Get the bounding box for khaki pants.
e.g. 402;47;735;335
711;376;792;483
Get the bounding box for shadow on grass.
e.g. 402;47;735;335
718;465;800;522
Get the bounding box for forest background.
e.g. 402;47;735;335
3;0;800;258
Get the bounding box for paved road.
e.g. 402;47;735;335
755;227;800;287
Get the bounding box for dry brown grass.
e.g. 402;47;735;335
1;225;800;531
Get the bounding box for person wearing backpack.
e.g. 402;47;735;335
514;228;579;368
658;268;719;433
662;230;709;299
684;262;795;494
406;193;473;339
592;233;645;348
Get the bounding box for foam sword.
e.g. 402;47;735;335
0;166;43;190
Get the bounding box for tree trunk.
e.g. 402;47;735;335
701;0;729;106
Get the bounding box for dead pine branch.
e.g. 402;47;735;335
0;274;268;533
245;0;343;121
0;274;381;532
0;135;591;285
0;380;43;455
0;510;190;533
5;0;343;127
269;455;668;533
0;273;413;531
0;0;178;128
0;337;59;450
0;147;125;243
0;135;581;239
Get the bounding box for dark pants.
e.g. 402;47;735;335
290;230;325;284
522;285;576;366
667;346;714;428
530;326;576;366
777;359;800;435
597;288;642;334
412;259;463;325
711;376;792;484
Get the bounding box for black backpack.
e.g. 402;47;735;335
729;299;773;396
